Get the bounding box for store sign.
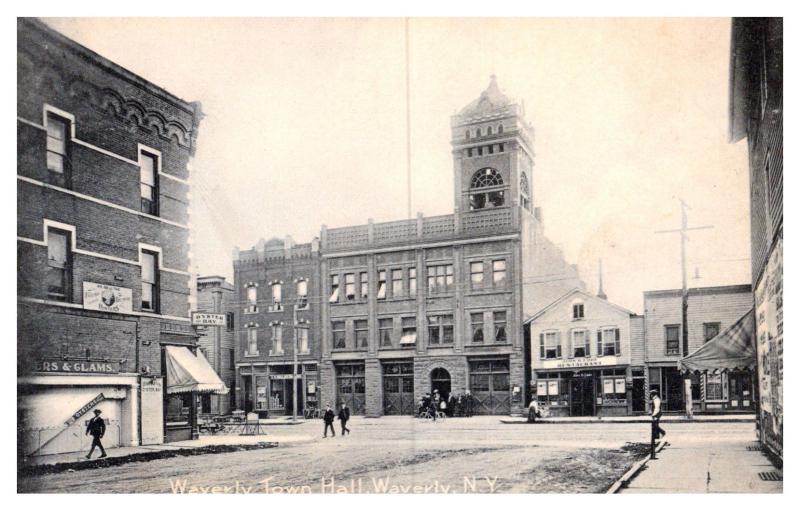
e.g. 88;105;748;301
191;312;227;326
542;356;619;370
65;393;105;426
34;360;119;374
270;374;301;380
83;282;132;314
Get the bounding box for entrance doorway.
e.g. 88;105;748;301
431;368;451;401
664;368;685;412
631;375;647;413
569;375;595;416
383;362;415;415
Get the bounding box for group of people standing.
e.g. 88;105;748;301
322;402;351;438
418;389;476;418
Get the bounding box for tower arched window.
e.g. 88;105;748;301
498;124;504;134
476;127;482;137
465;129;470;140
469;168;505;210
487;126;493;135
520;172;531;211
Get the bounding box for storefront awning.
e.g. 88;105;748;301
165;346;229;395
679;308;756;374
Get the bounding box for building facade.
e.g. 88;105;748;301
643;285;754;413
231;77;584;417
729;17;783;462
17;18;204;456
527;289;646;417
196;276;236;415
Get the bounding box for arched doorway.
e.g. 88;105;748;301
430;368;451;401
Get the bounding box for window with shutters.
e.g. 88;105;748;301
541;331;561;359
571;329;590;358
597;327;620;356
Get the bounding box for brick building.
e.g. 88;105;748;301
232;76;584;417
527;289;646;417
729;17;783;462
643;285;754;413
196;276;236;415
17;19;209;456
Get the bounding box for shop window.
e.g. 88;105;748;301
469;168;505;210
408;268;417;295
470;261;484;289
329;275;340;303
400;317;417;346
601;376;627;400
344;273;356;301
536;374;568;405
571;329;590;357
572;302;584;319
270;282;282;311
597;327;620;356
391;269;403;297
665;325;680;355
427;264;454;293
355;319;369;349
428;314;454;345
46;227;71;301
296;279;308;309
139;149;159;216
246;285;258;312
140;250;158;312
703;322;720;342
377;270;387;300
705;372;725;401
270;323;283;355
46;113;71;187
360;272;369;299
540;331;561;359
494;311;507;342
492;259;506;286
470;312;484;343
332;321;346;350
379;318;394;347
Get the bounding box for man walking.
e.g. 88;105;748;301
323;403;336;438
527;399;540;423
650;389;666;439
465;390;474;418
85;409;107;459
338;402;351;435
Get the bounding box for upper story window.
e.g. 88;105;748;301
598;327;620;356
360;272;369;299
408;268;417;295
332;320;346;349
572;302;585;320
296;279;308;309
494;311;507;342
46;113;70;187
354;319;369;349
492;260;507;286
497;124;503;134
427;264;454;293
344;273;356;301
298;324;309;354
391;269;403;297
399;317;417;346
469;168;505;210
540;331;562;359
246;284;258;312
140;250;158;312
245;325;259;356
379;318;393;347
139;150;159;216
270;282;282;311
470;261;484;289
470;312;484;343
465;129;471;140
476;127;482;137
270;323;283;355
46;228;71;301
428;314;454;345
377;270;387;300
520;172;531;211
703;322;721;342
226;312;235;332
665;325;680;355
571;329;590;358
329;275;340;303
487;126;493;135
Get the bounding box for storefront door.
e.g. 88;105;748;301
570;375;594;416
631;377;647;413
728;370;754;410
336;363;365;415
469;359;511;415
383;362;415;415
664;368;685;412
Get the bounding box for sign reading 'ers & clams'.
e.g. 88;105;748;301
83;282;133;314
34;360;120;374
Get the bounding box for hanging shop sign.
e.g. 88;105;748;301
83;282;133;314
191;312;227;327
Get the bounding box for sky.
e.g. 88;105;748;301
42;17;751;314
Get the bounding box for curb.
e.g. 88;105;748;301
606;438;668;494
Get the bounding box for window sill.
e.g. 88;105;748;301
243;309;259;315
332;348;368;354
269;351;285;357
243;352;260;358
427;344;454;349
467;287;510;295
332;299;368;306
425;292;454;299
266;306;284;313
466;342;511;348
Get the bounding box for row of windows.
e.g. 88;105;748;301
244;323;310;356
465;143;505;158
538;327;621;360
464;124;504;139
331;310;508;350
329;259;507;303
45;226;160;312
245;279;308;313
45;112;162;217
663;322;721;356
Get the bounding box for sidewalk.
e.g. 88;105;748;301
619;436;782;493
500;414;755;425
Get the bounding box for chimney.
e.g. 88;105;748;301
597;259;608;300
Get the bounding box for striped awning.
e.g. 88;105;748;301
679;308;756;373
165;346;229;395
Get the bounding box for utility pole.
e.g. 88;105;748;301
405;16;412;220
292;303;298;422
655;199;712;417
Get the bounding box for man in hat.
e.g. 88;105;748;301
650;390;666;439
337;402;351;435
85;409;107;459
322;403;336;438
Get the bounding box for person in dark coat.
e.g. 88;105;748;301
85;409;107;459
420;393;431;417
464;390;474;417
447;394;457;417
322;404;336;438
338;402;351;435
